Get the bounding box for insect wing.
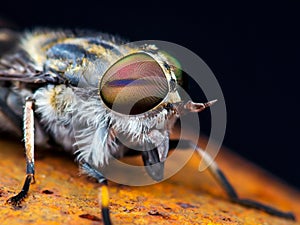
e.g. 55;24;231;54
0;29;60;84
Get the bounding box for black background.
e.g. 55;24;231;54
1;1;299;188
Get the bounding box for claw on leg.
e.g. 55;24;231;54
7;174;34;206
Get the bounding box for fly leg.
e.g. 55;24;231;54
80;162;112;225
169;139;296;221
7;98;35;206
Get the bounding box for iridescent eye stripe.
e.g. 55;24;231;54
107;79;144;87
106;76;166;87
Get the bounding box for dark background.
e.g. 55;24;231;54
1;2;299;188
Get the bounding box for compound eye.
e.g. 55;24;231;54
159;50;183;86
99;53;169;115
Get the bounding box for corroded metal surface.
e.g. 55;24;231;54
0;137;299;225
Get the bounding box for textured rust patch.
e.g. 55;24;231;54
0;132;300;225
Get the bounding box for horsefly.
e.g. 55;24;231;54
0;28;295;224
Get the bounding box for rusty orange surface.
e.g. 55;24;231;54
0;134;300;225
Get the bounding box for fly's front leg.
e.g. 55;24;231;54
169;139;296;221
80;162;112;225
7;97;35;206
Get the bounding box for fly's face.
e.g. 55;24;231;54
95;50;182;180
93;49;212;180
